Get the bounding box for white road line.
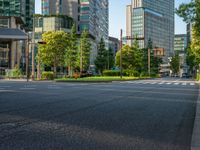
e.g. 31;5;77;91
166;82;172;85
0;86;11;88
20;88;36;90
182;82;187;86
150;82;157;84
190;83;195;86
158;82;165;85
174;82;179;85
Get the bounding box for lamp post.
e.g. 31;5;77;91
120;29;123;79
31;16;35;80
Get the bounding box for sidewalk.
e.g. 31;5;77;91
191;83;200;150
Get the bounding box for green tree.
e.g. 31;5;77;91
65;24;78;77
115;45;134;70
79;30;91;71
95;38;108;74
176;0;200;67
170;53;180;74
38;31;68;76
107;47;115;70
132;39;143;72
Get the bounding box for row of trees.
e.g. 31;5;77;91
38;24;91;76
115;39;162;75
176;0;200;72
38;24;115;77
38;24;162;77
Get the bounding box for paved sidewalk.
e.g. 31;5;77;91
191;83;200;150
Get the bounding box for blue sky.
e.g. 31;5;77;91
35;0;190;38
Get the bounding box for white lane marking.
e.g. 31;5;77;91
47;85;61;89
190;83;195;86
166;82;172;85
158;82;165;85
20;88;36;90
174;82;179;85
0;86;11;88
182;82;187;86
149;82;157;84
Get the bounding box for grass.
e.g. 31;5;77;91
55;76;150;82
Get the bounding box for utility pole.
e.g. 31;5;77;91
26;38;30;82
120;29;123;79
31;16;35;80
148;48;151;76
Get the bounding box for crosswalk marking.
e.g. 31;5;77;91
174;82;180;85
166;82;172;85
120;81;197;86
182;83;187;86
158;82;165;85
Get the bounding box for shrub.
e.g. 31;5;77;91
103;70;120;76
42;71;54;80
122;70;140;77
6;67;22;78
197;73;200;81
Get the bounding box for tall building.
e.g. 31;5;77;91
0;0;34;75
174;34;187;53
41;0;109;68
108;36;120;55
126;0;174;62
174;34;188;76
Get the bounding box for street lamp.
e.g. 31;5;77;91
120;29;123;79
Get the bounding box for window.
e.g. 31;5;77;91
0;19;9;28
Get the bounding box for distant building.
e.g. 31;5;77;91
126;0;174;62
186;22;195;44
174;34;188;76
0;0;34;74
34;15;73;42
174;34;187;53
108;37;120;55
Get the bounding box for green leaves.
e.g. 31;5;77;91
170;53;180;74
39;31;68;68
79;30;91;71
95;38;108;73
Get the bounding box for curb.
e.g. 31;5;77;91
191;83;200;150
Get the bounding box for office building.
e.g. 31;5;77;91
0;0;34;75
174;34;188;75
126;0;174;62
108;37;120;55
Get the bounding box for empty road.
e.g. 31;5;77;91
0;78;199;150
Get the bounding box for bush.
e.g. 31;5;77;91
140;72;149;77
42;72;54;80
103;70;140;77
6;67;22;78
197;73;200;81
103;70;120;76
122;70;140;77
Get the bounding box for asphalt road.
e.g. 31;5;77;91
0;78;199;150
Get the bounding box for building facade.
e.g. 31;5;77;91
126;0;174;62
0;0;34;75
41;0;109;68
108;36;119;55
174;34;188;76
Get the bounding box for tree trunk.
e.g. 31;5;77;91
53;64;57;78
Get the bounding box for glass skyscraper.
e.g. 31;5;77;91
0;0;34;30
126;0;174;61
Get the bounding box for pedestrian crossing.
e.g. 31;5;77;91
120;81;198;86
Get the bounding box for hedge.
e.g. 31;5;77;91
103;70;140;77
42;72;54;80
